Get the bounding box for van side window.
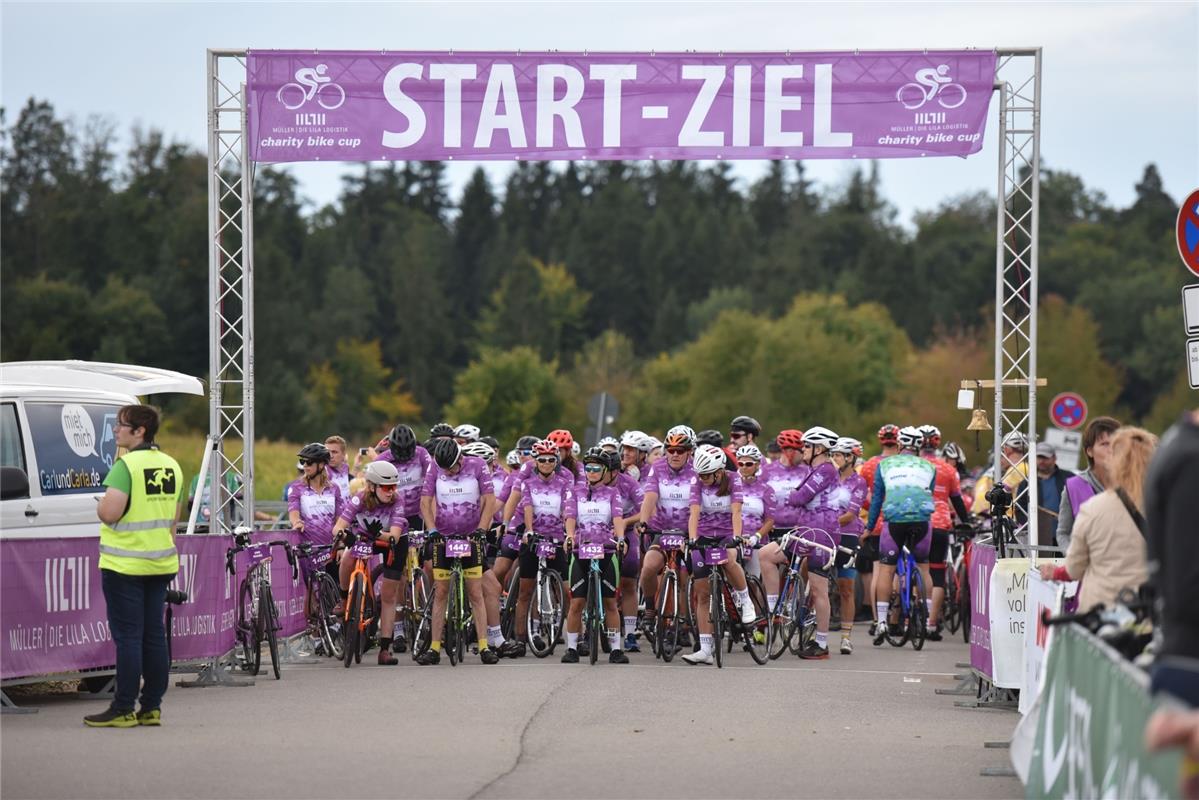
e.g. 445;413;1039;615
1;403;25;472
24;403;121;495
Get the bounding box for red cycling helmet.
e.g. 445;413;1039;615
877;424;900;446
532;439;559;458
546;429;574;449
776;429;805;450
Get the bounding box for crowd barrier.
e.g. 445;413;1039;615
1022;623;1182;798
1;531;307;683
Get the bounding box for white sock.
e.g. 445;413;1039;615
925;598;933;616
487;625;503;647
700;634;714;654
815;631;828;648
566;631;578;650
733;588;750;606
531;619;541;636
767;594;778;611
607;629;621;651
624;616;637;636
875;602;889;622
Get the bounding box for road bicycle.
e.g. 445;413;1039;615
339;529;398;668
691;535;769;668
398;529;433;660
942;523;974;637
884;545;930;650
295;542;344;660
426;532;485;666
766;528;852;659
522;532;566;658
225;533;297;680
569;537;620;666
650;530;692;663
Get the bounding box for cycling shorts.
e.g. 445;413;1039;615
647;531;689;571
371;536;408;582
879;521;931;566
834;533;859;579
568;554;618;599
855;535;879;572
619;533;640;578
518;541;567;580
928;529;950;567
497;528;523;561
432;538;483;581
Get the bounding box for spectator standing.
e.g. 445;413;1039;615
1055;415;1121;553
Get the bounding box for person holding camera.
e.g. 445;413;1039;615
86;405;185;728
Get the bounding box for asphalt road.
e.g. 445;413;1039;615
2;634;1021;799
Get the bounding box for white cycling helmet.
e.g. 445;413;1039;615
830;437;857;455
802;426;839;451
897;426;924;451
453;423;481;442
692;444;727;476
570;441;581;457
598;436;619;451
461;441;496;462
505;449;521;467
1002;431;1028;452
735;444;763;462
620;430;654;453
664;424;697;449
363;460;400;486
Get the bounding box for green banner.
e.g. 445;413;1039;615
1027;624;1182;799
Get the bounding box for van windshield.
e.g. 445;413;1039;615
24;402;122;495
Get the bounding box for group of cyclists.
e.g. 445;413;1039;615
285;415;978;667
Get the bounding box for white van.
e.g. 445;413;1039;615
0;361;203;539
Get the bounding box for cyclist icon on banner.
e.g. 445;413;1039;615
897;64;967;110
277;64;346;111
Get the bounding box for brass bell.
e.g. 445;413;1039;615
967;409;992;452
967;409;992;431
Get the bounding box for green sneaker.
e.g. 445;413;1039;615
136;709;162;726
84;707;138;728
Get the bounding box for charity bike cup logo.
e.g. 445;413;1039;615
896;64;967;110
277;64;346;111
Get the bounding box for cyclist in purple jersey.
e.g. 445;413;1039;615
547;429;584;483
683;445;755;665
829;437;868;654
761;429;812;533
758;426;841;659
514;439;577;652
374;424;433;532
599;449;644;651
288;443;343;548
561;449;629;664
734;444;776;579
331;460;408;665
416;438;499;665
619;429;654;483
637;426;699;634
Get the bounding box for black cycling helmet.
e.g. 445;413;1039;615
480;435;499;451
296;442;330;463
730;415;762;437
429;422;455;439
582;446;607;465
515;435;539;451
388;424;417;461
696;429;724;447
430;437;461;470
766;438;781;456
601;450;621;473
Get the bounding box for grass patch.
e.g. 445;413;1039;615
156;430;303;502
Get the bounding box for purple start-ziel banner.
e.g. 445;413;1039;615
247;50;996;163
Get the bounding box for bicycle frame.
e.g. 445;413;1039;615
653;530;690;662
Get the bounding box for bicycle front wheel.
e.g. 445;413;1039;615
239;579;259;674
409;569;433;659
957;563;971;643
744;575;769;665
499;565;520;641
766;578;794;661
884;586;908;647
314;573;345;660
446;573;462;666
711;574;724;669
910;573;929;651
260;583;281;680
655;573;680;663
343;578;363;668
944;564;960;634
587;571;601;666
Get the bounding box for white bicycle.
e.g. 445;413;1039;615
277;80;345;111
896;80;966;110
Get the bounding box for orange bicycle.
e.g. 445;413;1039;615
338;530;402;668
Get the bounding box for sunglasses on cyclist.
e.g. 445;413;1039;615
375;484;397;493
535;456;558;464
730;431;748;440
298;459;320;467
665;447;689;455
736;460;758;468
583;464;605;473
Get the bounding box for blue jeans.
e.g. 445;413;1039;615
100;569;174;712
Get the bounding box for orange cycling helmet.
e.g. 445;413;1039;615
877;424;900;446
546;429;574;449
776;429;804;450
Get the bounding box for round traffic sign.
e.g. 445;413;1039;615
1177;188;1199;278
1049;392;1088;431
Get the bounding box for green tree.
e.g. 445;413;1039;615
443;347;569;446
475;255;590;362
306;339;422;440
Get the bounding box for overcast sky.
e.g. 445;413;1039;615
3;1;1196;225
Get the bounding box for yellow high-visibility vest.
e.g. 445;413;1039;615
98;448;182;575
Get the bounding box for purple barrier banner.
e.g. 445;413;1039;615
248;50;996;163
2;536;236;680
969;541;998;678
